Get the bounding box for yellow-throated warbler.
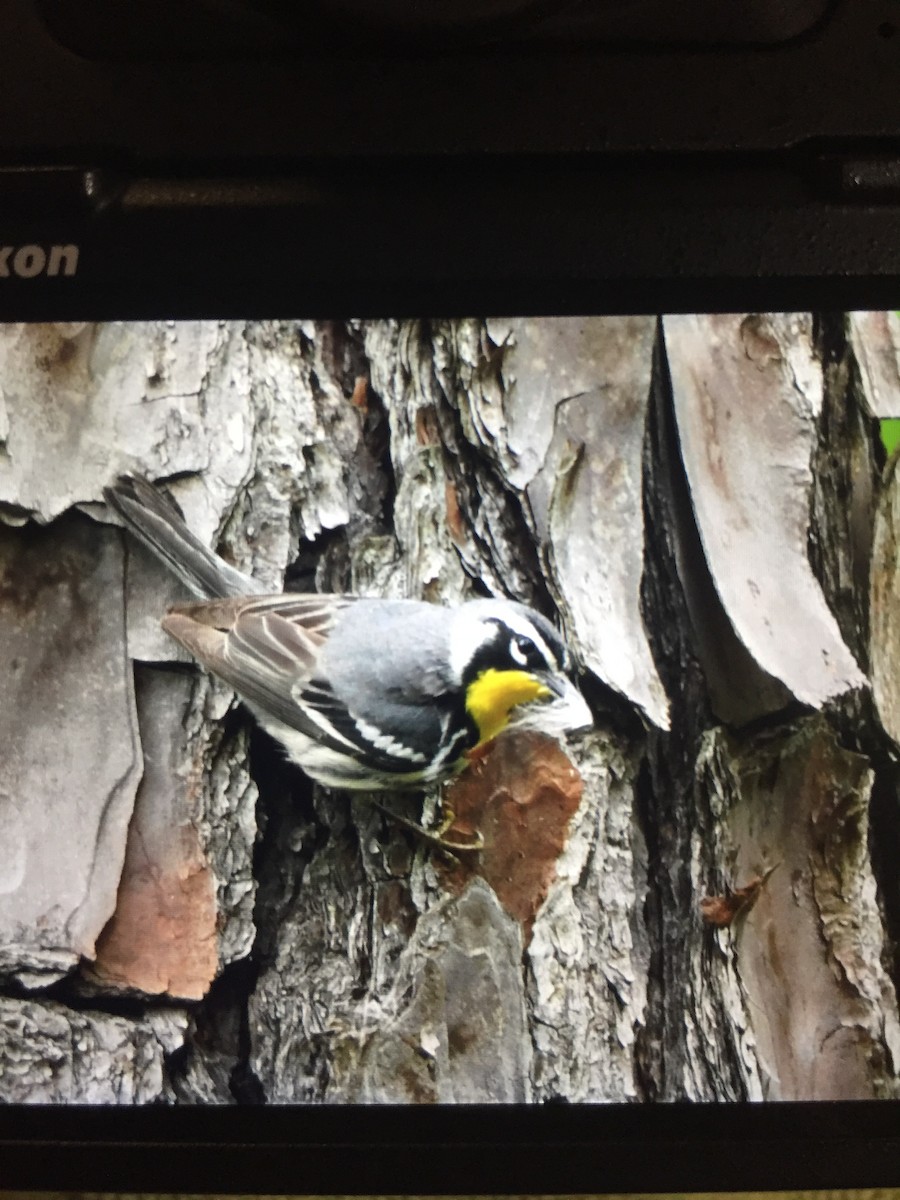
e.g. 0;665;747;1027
105;476;592;800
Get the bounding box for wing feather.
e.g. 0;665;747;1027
164;594;358;756
163;593;433;772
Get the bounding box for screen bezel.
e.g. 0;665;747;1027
3;1099;900;1192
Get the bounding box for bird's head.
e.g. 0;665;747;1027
450;599;593;748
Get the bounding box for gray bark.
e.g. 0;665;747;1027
1;315;898;1103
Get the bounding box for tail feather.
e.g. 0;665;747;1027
103;475;262;599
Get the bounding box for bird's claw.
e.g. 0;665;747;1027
370;799;484;856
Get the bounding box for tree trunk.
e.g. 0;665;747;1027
1;314;898;1103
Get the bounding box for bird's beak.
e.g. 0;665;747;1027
550;675;594;734
519;672;593;736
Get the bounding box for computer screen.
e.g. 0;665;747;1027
2;311;897;1108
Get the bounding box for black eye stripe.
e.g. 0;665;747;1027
509;631;551;671
462;614;566;685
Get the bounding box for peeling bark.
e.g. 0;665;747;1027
85;668;257;1001
871;454;900;746
1;315;898;1106
664;312;865;710
696;720;900;1100
848;310;900;419
0;515;142;986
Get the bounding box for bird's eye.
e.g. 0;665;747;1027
509;634;535;668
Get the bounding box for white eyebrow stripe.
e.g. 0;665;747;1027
493;609;558;672
448;605;564;682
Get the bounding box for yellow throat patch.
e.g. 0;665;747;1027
465;667;551;747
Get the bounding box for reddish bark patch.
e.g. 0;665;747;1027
349;375;370;410
444;481;466;545
700;863;779;928
438;730;583;941
87;819;218;1002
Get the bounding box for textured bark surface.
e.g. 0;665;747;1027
1;314;898;1104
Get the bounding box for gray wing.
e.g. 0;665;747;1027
163;594;361;757
164;594;461;771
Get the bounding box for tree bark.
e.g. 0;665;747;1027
0;315;897;1103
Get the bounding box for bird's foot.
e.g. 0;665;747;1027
371;798;484;856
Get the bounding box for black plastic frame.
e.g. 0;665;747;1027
5;152;900;321
3;0;900;1194
2;1101;900;1193
0;0;899;322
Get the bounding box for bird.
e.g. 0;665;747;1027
104;475;593;848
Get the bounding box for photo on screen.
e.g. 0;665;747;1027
1;312;898;1105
